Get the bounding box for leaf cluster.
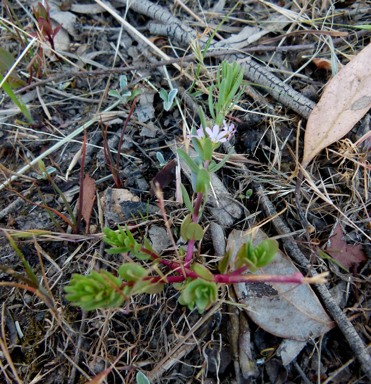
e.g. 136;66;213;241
159;88;178;111
235;238;278;272
103;225;157;260
65;270;125;311
209;61;244;126
178;278;217;313
32;1;62;51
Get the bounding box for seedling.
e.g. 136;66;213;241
32;1;62;53
156;152;167;167
108;75;141;104
159;88;178;111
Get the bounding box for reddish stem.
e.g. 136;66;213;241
138;247;305;285
184;192;204;268
75;130;87;234
116;97;137;178
184;239;195;268
228;265;250;276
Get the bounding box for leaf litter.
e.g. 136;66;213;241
0;0;371;383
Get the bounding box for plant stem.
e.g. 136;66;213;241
214;272;306;284
137;246;327;285
183;192;204;268
116;97;137;179
184;240;195;268
76;130;87;234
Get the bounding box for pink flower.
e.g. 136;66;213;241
222;120;236;140
188;127;205;140
205;125;227;143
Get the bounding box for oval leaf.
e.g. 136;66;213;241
191;263;214;281
186;223;204;241
302;43;371;168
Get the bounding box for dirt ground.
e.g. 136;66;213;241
1;0;371;383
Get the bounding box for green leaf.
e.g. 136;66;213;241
159;88;169;102
0;73;34;123
219;78;227;107
203;138;213;161
195;168;210;194
103;227;118;238
108;90;122;99
0;47;15;72
217;65;221;88
106;246;131;254
143;236;157;257
127;88;141;101
118;263;147;281
186;223;204;241
168;88;178;103
136;370;150;382
179;278;217;313
181;184;194;213
229;86;244;113
160;88;177;110
209;149;234;173
218;250;230;274
191;263;214;281
235;238;278;271
120;75;128;90
253;239;278;267
225;70;244;109
199;106;207;132
208;85;215;120
192;135;204;158
177;149;199;174
180;214;192;240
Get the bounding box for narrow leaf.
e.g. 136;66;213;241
302;42;371;168
208;85;215;120
177;149;199;174
199;106;207;131
181;183;194;213
203;138;213;161
81;174;96;234
0;47;15;72
209;149;234;172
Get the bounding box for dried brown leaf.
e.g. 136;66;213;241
150;159;176;196
302;43;371;168
86;366;113;384
326;223;367;270
81;174;96;234
312;58;333;71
